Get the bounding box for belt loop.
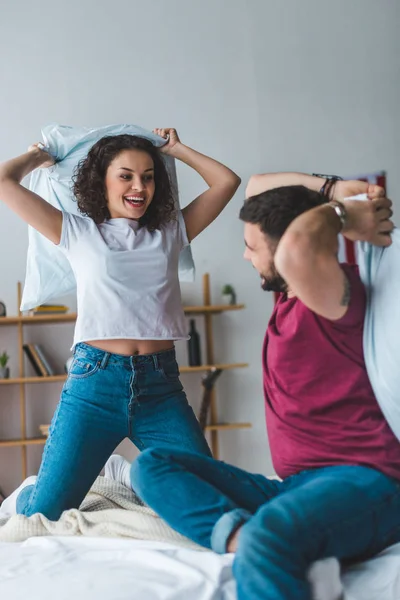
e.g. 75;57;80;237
100;352;111;370
152;353;159;371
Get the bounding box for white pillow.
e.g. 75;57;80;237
358;231;400;441
344;193;400;442
21;123;195;311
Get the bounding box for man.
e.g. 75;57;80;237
130;173;400;600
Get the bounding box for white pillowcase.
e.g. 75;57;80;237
21;123;195;311
358;230;400;441
344;193;400;442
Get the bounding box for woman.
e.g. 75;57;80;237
0;128;240;519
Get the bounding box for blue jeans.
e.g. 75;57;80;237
17;343;211;520
131;448;400;600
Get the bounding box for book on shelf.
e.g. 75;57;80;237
35;344;55;376
23;344;55;377
36;304;69;310
28;304;70;316
23;344;44;376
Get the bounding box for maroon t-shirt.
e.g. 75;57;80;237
263;263;400;480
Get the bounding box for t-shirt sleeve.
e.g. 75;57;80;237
330;263;366;329
57;212;91;251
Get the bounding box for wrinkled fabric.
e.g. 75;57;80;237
345;193;400;442
358;231;400;441
21;123;195;310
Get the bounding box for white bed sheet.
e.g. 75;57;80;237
1;535;400;600
0;537;236;600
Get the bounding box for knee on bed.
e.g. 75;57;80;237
130;447;173;498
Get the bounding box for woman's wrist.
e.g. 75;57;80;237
166;141;187;160
29;148;51;168
0;150;49;183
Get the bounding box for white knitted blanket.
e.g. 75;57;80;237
0;476;200;549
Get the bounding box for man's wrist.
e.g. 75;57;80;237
327;200;347;232
312;174;343;200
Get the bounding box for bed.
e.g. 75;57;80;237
1;478;400;600
0;537;236;600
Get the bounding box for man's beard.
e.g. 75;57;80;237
261;272;287;293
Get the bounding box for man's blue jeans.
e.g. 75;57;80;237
16;343;211;520
131;448;400;600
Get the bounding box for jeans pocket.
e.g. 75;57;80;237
68;356;100;380
159;360;181;382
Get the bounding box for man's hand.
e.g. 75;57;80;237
274;188;394;320
342;195;394;247
334;179;385;201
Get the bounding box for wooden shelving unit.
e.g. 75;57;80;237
197;274;250;457
205;423;251;432
0;314;77;325
0;375;68;385
0;276;249;480
0;365;248;386
0;438;50;448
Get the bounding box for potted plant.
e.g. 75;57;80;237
221;284;236;305
0;351;10;379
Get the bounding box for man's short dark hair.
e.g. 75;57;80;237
239;185;326;240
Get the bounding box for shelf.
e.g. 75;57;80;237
0;375;67;385
183;304;245;315
0;317;24;325
0;304;245;326
20;314;77;324
0;363;248;384
0;426;252;447
0;437;47;447
0;314;76;325
205;422;252;432
180;363;248;373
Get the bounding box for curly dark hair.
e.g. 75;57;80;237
239;185;326;240
72;135;176;230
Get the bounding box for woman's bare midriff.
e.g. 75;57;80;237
86;338;175;356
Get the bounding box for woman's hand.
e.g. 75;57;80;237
27;143;55;168
153;128;182;156
151;129;240;241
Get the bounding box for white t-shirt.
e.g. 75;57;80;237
58;211;190;349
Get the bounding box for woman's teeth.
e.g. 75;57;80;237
125;196;145;207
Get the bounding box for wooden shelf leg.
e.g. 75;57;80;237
202;274;219;459
17;282;27;480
